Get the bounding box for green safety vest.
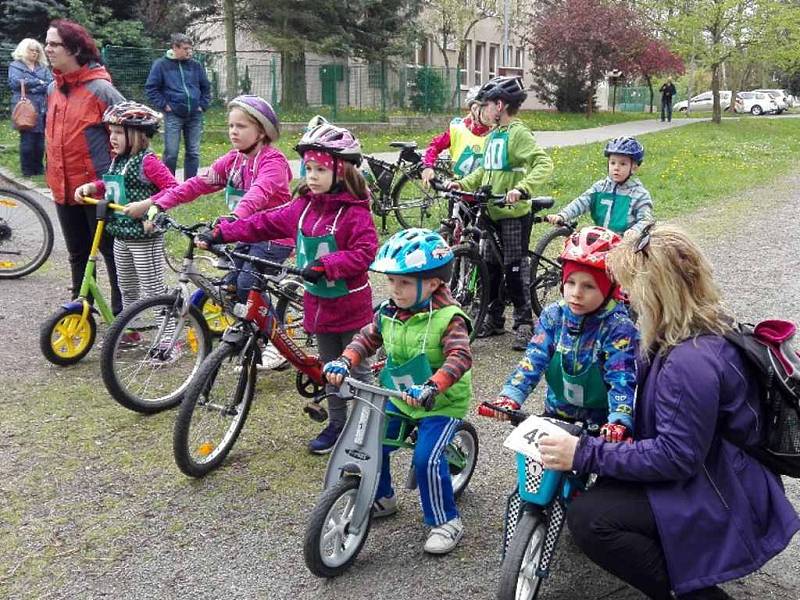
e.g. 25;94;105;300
544;346;608;409
295;203;350;298
590;191;632;234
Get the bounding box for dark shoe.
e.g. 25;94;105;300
476;320;506;338
676;586;733;600
512;324;533;351
308;423;343;455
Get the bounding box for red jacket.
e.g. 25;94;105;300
45;63;125;204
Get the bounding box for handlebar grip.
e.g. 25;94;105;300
429;178;450;192
478;401;529;425
530;196;555;210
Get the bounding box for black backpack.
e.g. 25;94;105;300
724;321;800;478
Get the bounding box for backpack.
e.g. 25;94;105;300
724;320;800;478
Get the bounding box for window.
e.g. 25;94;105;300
515;47;524;69
489;44;499;79
474;42;485;85
458;42;470;87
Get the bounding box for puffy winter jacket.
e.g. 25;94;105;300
145;51;210;118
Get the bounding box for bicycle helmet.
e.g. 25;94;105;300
371;228;454;281
476;76;528;106
603;136;645;165
295;123;363;165
560;226;622;272
465;86;482;108
102;101;162;137
306;114;328;130
228;95;280;141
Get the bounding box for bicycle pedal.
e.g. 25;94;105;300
303;402;328;423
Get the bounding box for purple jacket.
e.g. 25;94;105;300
217;190;378;334
573;335;800;594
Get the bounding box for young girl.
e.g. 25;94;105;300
125;95;293;297
197;123;379;453
74;102;178;341
483;226;638;442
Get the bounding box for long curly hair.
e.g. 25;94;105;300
607;223;731;353
49;20;101;66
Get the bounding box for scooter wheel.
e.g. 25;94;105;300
40;305;97;365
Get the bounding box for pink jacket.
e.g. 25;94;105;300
217;190;378;334
92;153;177;202
154;146;293;245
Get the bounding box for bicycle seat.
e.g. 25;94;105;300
389;141;418;150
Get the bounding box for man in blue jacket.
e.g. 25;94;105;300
145;33;210;179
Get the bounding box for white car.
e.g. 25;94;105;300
734;91;779;115
673;91;732;112
752;89;792;112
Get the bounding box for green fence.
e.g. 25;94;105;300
608;85;682;113
101;46;467;121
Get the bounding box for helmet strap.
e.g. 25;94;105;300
241;139;263;156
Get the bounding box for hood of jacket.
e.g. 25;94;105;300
302;188;371;210
53;62;112;91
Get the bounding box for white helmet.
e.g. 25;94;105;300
295;123;363;165
306;114;328;131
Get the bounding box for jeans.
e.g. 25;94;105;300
163;111;203;179
227;241;294;302
661;98;673;122
19;130;45;176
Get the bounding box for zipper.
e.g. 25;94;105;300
178;62;191;113
703;464;729;510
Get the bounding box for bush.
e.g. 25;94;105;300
410;67;447;113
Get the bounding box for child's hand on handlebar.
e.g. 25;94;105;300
301;260;326;283
323;357;351;386
421;167;436;187
479;396;521;421
194;227;223;249
446;180;462;191
403;382;439;411
74;184;97;204
546;214;565;225
600;422;632;443
125;199;153;219
505;189;524;204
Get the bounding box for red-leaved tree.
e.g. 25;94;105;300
631;40;685;113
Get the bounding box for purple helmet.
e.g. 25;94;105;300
295;123;362;164
228;95;280;141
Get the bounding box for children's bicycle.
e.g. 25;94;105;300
39;197;122;365
303;377;479;578
478;402;587;600
0;185;54;279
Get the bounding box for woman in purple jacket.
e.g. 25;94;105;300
539;223;799;599
198;123;378;454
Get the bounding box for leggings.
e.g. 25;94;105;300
113;236;167;310
315;330;373;428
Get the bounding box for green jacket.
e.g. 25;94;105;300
458;119;554;220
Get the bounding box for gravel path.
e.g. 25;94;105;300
2;173;799;599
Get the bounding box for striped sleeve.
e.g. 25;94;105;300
429;315;472;392
342;312;383;367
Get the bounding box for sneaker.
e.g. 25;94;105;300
147;340;184;366
119;330;143;348
512;324;533;351
308;423;343;455
424;517;464;554
257;342;288;371
372;494;398;518
476;320;506;338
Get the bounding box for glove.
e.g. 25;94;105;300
195;227;224;248
480;396;521;420
404;381;439;411
213;214;238;227
323;356;351;383
600;422;632;443
301;259;326;283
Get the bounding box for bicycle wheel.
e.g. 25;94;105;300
0;188;54;279
101;293;212;414
497;509;547;600
198;293;236;336
40;306;97;365
449;245;489;341
530;226;571;317
275;277;315;348
173;339;257;477
448;420;479;499
304;476;371;578
391;170;449;230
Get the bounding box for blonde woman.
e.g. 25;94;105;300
7;38;52;176
538;223;799;599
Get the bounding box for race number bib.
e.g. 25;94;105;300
503;415;572;461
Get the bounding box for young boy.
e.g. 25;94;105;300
547;136;653;235
483;226;637;442
323;228;472;554
450;76;554;351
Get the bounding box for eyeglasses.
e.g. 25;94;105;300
635;221;656;255
44;42;65;48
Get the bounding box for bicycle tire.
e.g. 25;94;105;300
0;187;54;279
304;476;371;578
530;226;572;317
275;277;315;349
449;421;479;499
39;305;97;365
390;168;449;230
449;245;489;341
496;508;547;600
173;339;257;477
101;293;212;414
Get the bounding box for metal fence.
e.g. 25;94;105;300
101;46;468;121
608;85;682;113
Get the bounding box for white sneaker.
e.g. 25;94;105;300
257;342;287;370
372;495;398;518
424;517;463;554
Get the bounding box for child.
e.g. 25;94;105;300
74;102;178;340
546;136;653;235
483;226;637;442
450;76;554;351
298;114;328;178
196;123;378;453
126;95;293;368
420;86;490;184
323;228;473;554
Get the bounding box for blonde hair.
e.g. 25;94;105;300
108;124;151;155
607;223;731;353
12;39;48;67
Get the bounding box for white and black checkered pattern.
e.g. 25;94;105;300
502;490;523;557
538;498;567;574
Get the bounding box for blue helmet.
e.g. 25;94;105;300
603;136;645;165
371;228;454;279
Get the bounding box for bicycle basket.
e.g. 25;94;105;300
365;156;395;195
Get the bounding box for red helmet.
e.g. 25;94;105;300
560;226;621;272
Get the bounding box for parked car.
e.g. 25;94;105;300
734;91;779;115
673;91;732;112
752;89;793;112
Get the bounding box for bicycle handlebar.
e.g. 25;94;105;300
477;401;530;425
430;178;555;211
79;196;126;213
206;244;308;280
150;211;209;236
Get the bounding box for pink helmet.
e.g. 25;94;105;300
295;123;362;165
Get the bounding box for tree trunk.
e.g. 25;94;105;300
281;51;307;109
223;0;238;101
711;64;721;124
646;75;654;113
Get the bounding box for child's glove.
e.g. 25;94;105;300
301;260;326;283
403;381;439;411
479;396;521;421
600;422;632;443
195;227;224;248
323;356;351;385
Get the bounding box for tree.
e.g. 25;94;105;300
135;0;217;45
524;0;649;116
632;40;685;112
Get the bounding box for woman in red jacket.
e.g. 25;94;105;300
45;20;125;314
